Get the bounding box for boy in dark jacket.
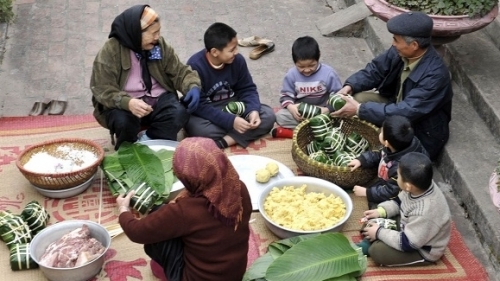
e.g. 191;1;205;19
348;115;428;209
185;22;275;149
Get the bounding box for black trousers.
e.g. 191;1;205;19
144;238;184;281
143;204;184;281
105;93;189;150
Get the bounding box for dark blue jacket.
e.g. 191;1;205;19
187;50;261;131
345;46;453;159
358;137;428;204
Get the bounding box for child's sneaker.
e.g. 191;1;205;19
355;238;371;256
271;127;293;138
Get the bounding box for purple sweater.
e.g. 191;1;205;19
187;50;261;131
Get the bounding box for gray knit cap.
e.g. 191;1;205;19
387;11;433;38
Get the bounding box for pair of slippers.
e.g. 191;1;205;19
29;97;68;116
238;36;275;60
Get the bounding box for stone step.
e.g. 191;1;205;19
482;10;500;50
315;1;372;37
438;81;500;271
444;30;500;142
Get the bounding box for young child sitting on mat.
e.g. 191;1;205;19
272;36;342;138
348;115;428;209
359;152;451;266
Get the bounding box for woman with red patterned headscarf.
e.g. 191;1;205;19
116;137;252;281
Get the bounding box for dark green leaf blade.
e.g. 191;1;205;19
266;233;360;281
243;252;274;281
117;143;165;195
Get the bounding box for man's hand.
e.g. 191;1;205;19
129;99;153;118
336;85;353;96
286;104;303;122
330;95;359;118
233;116;251;133
183;87;201;113
246;111;261;129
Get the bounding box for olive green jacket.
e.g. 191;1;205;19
90;37;201;128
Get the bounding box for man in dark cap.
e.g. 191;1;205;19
331;11;453;160
91;5;202;150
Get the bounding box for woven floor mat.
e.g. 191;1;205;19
0;115;489;280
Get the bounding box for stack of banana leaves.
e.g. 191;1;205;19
101;142;176;214
243;232;367;281
0;201;50;271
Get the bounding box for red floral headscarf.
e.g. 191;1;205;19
172;137;244;229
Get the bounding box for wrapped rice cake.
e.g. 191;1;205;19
298;103;321;119
223;101;246;116
21;201;50;235
9;243;38;271
0;211;32;249
129;182;160;215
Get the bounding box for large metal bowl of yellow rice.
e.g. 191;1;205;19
258;176;353;238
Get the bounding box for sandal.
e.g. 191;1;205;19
29;99;51;116
238;36;273;47
249;42;275;60
47;96;68;115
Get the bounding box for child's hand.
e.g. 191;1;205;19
353;185;367;197
233;116;251;133
363;209;380;219
362;223;380;242
286;104;302;122
320;106;330;114
348;159;361;171
246;111;261;129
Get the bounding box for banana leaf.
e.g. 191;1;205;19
118;143;165;194
243;252;274;281
155;149;176;198
244;233;366;281
268;233;320;258
101;142;176;206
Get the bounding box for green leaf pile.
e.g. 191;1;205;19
243;233;367;281
101;142;176;213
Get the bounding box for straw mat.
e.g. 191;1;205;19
0;115;489;280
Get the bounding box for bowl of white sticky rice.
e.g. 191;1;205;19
16;138;104;190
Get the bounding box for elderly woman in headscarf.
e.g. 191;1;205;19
91;5;202;150
116;137;252;281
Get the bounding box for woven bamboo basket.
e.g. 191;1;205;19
16;138;104;190
291;117;381;189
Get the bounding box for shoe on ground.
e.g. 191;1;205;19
238;36;273;47
249;42;275;60
271;127;293;138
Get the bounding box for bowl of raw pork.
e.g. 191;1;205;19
16;138;104;190
29;220;111;281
